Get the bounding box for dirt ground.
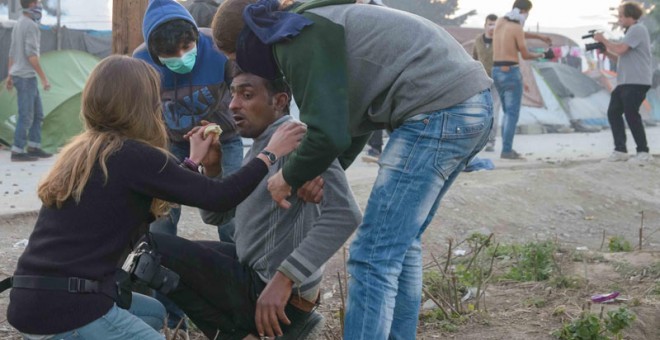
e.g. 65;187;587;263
0;158;659;339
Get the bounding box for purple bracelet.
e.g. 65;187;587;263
182;157;199;172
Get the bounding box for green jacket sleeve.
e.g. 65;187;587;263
338;133;370;169
274;14;352;188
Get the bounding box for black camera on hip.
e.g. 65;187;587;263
582;30;605;52
122;241;180;294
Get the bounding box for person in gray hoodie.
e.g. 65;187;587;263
149;67;361;339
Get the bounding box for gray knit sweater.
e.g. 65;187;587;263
201;116;361;300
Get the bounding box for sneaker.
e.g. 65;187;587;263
500;150;524;160
367;148;381;158
362;148;381;163
628;152;653;164
606;151;629;162
279;310;325;340
27;147;53;158
484;142;495;152
11;152;39;162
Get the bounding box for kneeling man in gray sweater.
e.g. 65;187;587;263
150;67;361;340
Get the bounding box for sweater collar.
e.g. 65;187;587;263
251;115;293;152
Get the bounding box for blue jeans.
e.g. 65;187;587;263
149;135;243;327
344;90;492;340
12;76;44;152
22;293;165;340
492;66;523;153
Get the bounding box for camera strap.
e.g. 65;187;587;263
0;273;131;309
9;275;105;293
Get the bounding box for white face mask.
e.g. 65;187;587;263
519;12;528;27
505;8;528;27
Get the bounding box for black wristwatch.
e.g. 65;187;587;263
260;150;278;165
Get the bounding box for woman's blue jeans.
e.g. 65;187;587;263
344;90;492;340
22;292;165;339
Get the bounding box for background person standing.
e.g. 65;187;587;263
472;13;501;152
6;0;52;162
492;0;552;160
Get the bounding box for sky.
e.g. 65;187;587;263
459;0;627;42
0;0;633;39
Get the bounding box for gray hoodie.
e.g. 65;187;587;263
202;115;362;300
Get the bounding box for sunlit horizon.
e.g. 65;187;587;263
0;0;637;38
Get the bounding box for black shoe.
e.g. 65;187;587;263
27;147;53;158
500;150;524;160
279;309;325;340
11;152;39;162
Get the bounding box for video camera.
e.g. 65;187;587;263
582;30;606;52
122;241;180;294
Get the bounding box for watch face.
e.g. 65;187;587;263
262;151;277;164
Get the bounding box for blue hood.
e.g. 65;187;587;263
134;0;227;89
142;0;197;46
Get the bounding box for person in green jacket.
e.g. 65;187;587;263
213;1;493;338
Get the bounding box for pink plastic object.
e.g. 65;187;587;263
591;291;620;303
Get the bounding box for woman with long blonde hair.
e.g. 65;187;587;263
6;55;305;339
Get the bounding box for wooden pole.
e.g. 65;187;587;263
56;0;61;51
112;0;148;55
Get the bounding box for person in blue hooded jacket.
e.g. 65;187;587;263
134;0;243;244
133;0;245;330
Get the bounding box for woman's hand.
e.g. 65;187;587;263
188;125;215;165
202;138;223;177
263;121;307;159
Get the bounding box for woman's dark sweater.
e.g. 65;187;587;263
7;140;268;334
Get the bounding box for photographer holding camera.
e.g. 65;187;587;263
594;2;653;163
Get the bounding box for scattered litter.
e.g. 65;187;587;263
422;299;438;310
13;239;28;248
461;287;478;302
322;292;333;301
591;291;619;303
453;249;467;257
576;246;588;251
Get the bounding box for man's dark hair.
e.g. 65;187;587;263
149;19;199;57
21;0;37;9
232;64;292;114
512;0;532;11
485;14;498;22
621;2;644;20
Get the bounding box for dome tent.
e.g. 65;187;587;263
0;50;99;153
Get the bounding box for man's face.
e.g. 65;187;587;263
229;73;285;138
485;19;496;37
618;7;635;29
